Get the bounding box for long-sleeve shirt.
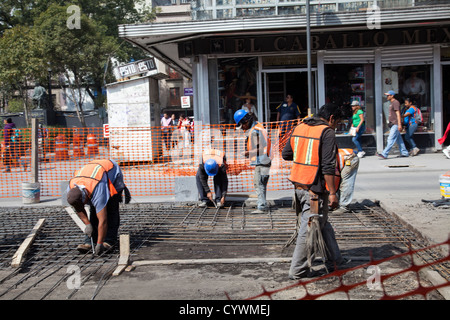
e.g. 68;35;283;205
196;155;227;194
282;117;337;194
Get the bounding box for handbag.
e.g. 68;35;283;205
349;127;357;136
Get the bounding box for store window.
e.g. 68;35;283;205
325;64;375;135
382;65;432;133
169;87;180;107
217;57;257;124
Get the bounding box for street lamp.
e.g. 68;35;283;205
306;0;313;115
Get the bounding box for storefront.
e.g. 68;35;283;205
120;12;450;152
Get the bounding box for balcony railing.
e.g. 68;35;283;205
191;0;450;20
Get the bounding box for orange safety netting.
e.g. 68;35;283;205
0;120;300;198
243;238;450;300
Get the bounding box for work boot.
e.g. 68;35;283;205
251;208;267;214
198;201;208;208
77;243;92;254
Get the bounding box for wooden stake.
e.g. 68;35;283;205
11;218;45;268
113;234;130;276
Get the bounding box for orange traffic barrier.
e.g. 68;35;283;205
87;134;99;155
55;134;69;161
72;134;85;157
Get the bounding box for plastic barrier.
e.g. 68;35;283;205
0;120;299;198
55;134;69;161
86;134;99;155
72;134;85;158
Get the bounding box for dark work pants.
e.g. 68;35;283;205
84;194;121;245
196;171;228;203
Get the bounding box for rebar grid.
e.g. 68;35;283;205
0;201;448;300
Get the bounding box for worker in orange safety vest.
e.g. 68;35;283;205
282;103;353;279
67;159;130;255
234;109;272;214
196;148;228;208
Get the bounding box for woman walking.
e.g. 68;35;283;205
402;97;420;156
350;101;366;158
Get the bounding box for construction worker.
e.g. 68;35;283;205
335;148;360;213
282;103;352;279
234;109;272;214
196;148;228;208
66;159;131;255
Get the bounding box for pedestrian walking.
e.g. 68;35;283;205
196;148;228;208
377;90;409;159
350;101;366;158
161;113;173;152
66;159;131;255
402;97;420;156
282;103;351;279
234;109;271;214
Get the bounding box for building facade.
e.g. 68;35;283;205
119;1;450;152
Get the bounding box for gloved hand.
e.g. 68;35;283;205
124;186;131;204
95;243;106;256
84;224;93;237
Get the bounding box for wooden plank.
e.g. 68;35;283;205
11;218;46;268
113;234;130;276
65;206;86;232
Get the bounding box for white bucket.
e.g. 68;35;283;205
22;182;41;204
439;171;450;199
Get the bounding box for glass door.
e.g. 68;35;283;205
262;69;316;123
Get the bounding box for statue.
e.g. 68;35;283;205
32;83;47;109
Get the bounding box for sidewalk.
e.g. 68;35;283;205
1;151;449;244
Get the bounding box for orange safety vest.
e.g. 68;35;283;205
289;123;338;189
247;123;271;163
202;149;224;166
337;148;355;171
69;159;118;199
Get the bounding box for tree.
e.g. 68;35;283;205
35;4;120;127
0;25;45;124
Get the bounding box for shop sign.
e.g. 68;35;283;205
181;96;191;108
113;58;157;80
179;26;450;57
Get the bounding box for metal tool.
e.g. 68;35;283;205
90;237;95;254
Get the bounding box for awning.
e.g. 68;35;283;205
118;5;450;77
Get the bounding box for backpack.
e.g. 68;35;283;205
413;106;423;125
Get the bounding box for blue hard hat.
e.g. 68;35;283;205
204;158;219;176
234;109;249;126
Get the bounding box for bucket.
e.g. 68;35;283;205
22;182;40;204
439;171;450;199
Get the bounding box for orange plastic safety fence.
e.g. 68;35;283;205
0;120;299;198
243;238;450;300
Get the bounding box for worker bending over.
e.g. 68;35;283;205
196;148;228;208
67;159;130;255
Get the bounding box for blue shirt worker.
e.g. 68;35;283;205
67;159;131;255
234;109;272;214
276;94;302;138
196;149;228;208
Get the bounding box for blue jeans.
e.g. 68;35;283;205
404;123;418;150
381;124;409;157
352;124;365;153
289;190;343;278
